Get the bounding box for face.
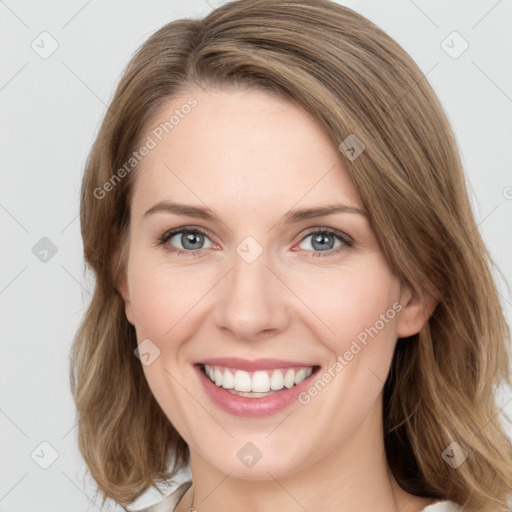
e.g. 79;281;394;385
118;87;429;480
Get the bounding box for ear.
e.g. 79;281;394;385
112;228;135;325
396;283;438;338
116;270;135;326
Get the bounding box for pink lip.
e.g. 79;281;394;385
194;363;319;418
195;357;315;371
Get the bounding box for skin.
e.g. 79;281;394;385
117;87;438;512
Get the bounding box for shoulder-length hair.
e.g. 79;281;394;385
70;0;512;509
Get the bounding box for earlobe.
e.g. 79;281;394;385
396;285;438;338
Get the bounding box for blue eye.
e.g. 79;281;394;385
156;226;353;258
157;227;214;256
297;229;353;258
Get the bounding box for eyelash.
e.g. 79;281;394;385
155;226;353;259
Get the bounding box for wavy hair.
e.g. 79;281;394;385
70;0;512;509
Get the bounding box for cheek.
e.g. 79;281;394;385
127;255;208;341
292;259;401;351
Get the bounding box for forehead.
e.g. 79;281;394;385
130;87;362;221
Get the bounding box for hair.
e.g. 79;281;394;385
70;0;512;510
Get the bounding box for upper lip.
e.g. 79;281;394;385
195;357;318;371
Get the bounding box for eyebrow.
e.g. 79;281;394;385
143;201;367;223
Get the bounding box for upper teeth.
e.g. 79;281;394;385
203;364;313;392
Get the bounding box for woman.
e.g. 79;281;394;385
70;1;512;511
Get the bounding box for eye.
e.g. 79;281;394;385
156;226;353;258
296;228;353;258
157;227;216;256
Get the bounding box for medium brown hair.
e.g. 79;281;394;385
70;0;512;509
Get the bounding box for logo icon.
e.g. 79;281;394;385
134;338;161;366
31;31;59;59
32;237;58;263
338;134;365;161
442;441;468;469
237;442;263;468
441;31;469;59
31;441;59;469
236;236;263;264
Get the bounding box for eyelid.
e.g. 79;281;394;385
299;226;352;244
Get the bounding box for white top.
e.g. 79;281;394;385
131;480;192;512
421;501;461;511
129;479;462;512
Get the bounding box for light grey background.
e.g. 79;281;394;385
1;1;511;510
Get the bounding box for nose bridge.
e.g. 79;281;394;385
213;238;289;339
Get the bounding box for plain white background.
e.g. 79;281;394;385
1;1;511;510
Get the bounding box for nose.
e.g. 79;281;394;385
213;249;290;342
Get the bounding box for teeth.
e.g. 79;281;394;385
222;369;234;389
294;368;308;385
284;368;295;388
252;371;270;392
214;367;223;386
270;369;284;390
234;370;252;392
203;364;314;393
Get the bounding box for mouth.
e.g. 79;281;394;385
193;358;321;417
200;363;317;397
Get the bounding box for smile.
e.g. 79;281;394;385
194;358;320;417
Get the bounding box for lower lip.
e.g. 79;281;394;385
194;364;318;418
